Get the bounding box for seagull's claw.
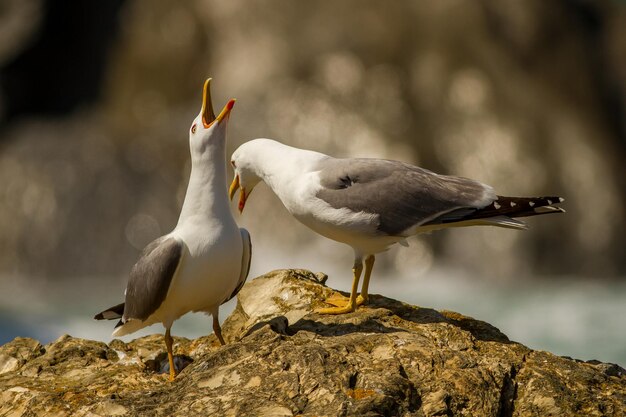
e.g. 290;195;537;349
356;294;368;306
315;304;357;315
321;292;351;307
321;292;367;308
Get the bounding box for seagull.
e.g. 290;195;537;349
95;79;252;381
228;138;563;315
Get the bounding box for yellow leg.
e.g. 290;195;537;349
357;255;375;305
317;261;363;314
213;315;226;346
164;328;176;382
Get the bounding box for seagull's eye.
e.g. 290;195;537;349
191;124;197;134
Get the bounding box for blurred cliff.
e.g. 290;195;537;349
1;0;625;287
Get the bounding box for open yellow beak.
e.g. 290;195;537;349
229;175;246;213
216;98;236;124
201;78;236;128
201;79;216;127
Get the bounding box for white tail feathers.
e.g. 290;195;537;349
534;206;566;214
112;318;148;337
415;216;528;233
480;215;529;230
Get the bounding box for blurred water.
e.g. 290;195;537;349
1;245;624;366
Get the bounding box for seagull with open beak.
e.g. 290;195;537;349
96;79;252;381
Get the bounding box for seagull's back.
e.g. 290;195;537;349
314;157;495;234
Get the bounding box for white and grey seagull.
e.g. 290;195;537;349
228;138;563;315
95;79;252;381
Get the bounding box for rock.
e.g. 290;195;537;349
0;269;624;416
0;337;44;375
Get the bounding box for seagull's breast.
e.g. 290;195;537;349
162;222;243;318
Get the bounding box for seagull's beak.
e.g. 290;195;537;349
215;98;236;125
238;189;247;214
229;175;247;213
201;78;216;128
229;175;239;200
201;78;236;128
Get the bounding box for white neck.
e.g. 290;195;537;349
177;139;231;226
250;140;328;191
241;140;329;218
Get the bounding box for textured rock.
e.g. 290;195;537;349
1;270;624;416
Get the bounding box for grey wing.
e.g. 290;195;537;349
223;228;252;304
122;236;184;322
315;158;496;235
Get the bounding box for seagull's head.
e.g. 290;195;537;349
188;78;235;155
229;143;262;214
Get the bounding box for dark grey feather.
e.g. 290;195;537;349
94;302;125;320
122;236;183;322
316;158;494;235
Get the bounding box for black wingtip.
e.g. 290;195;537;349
94;302;125;321
446;195;565;223
497;195;565;219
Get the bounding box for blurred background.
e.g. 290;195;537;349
1;0;625;364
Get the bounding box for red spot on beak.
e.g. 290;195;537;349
238;188;247;213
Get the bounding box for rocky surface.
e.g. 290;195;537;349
1;269;624;416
